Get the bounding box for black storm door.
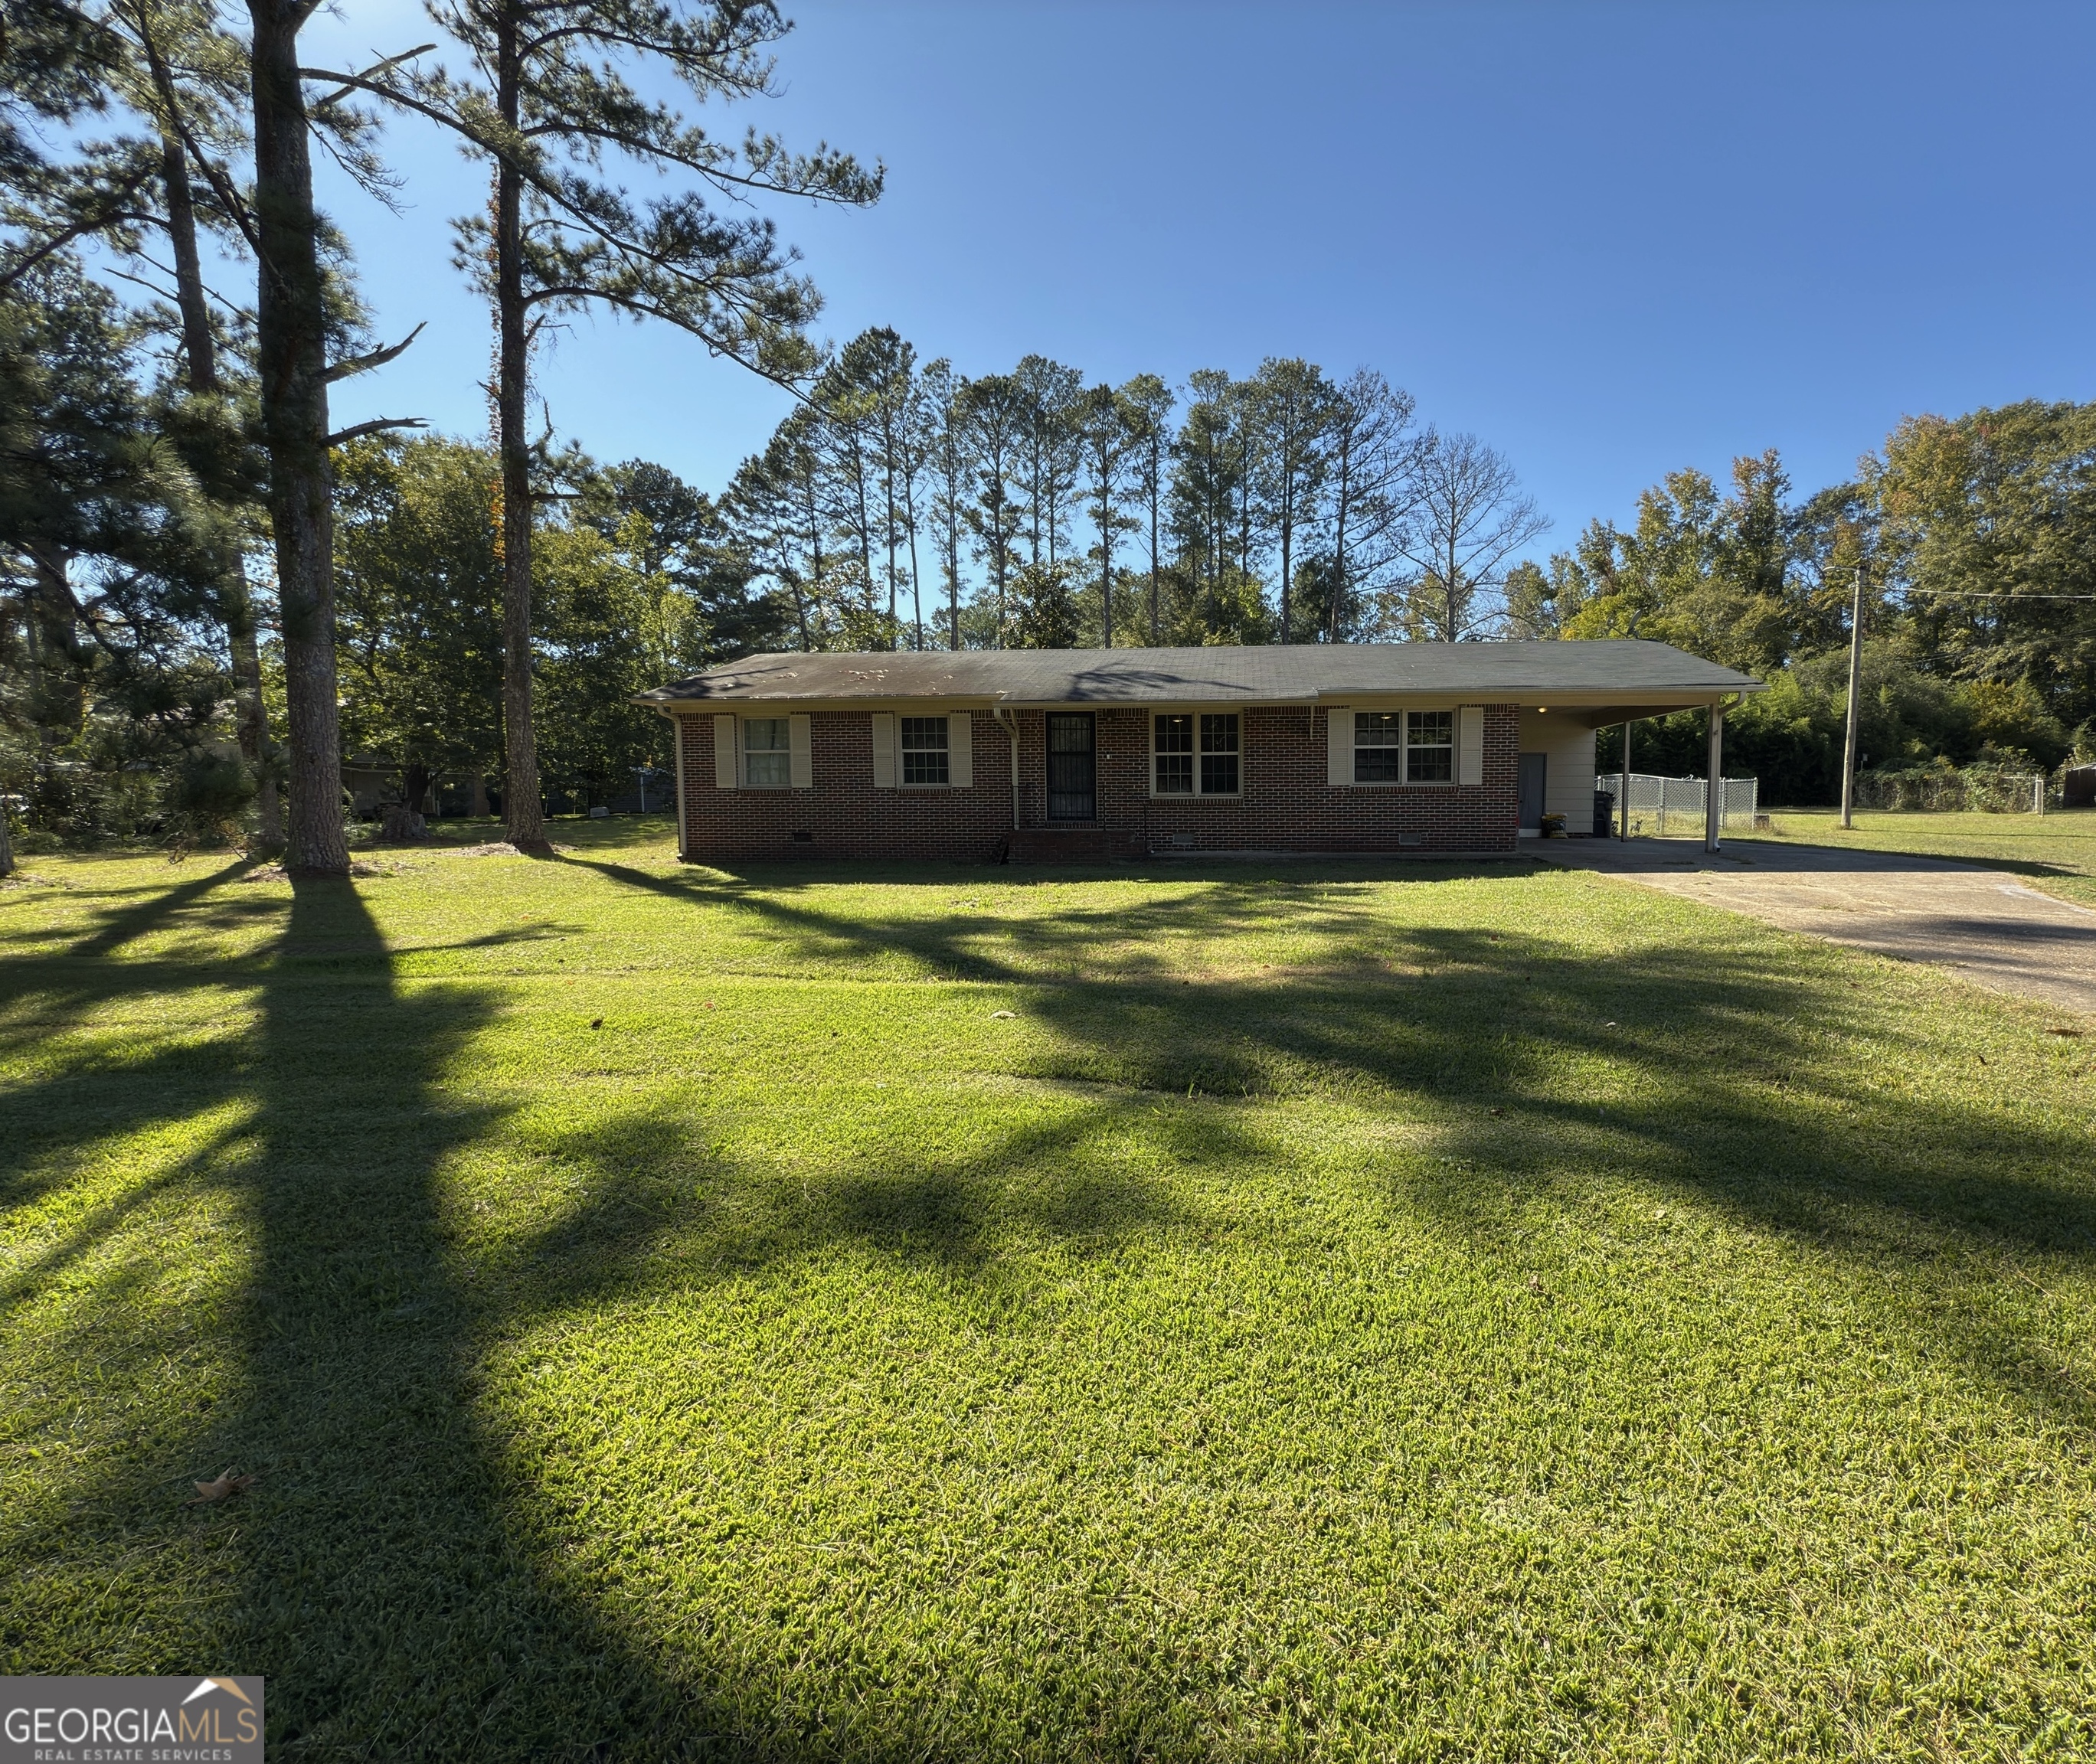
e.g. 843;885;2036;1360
1045;714;1097;822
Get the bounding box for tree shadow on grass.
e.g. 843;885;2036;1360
557;857;2096;1430
476;1096;1218;1332
11;853;2096;1757
195;877;718;1759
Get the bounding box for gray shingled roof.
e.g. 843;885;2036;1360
638;640;1761;705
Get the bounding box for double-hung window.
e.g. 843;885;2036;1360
1153;713;1241;795
1351;709;1457;783
899;715;950;786
1354;712;1403;782
1201;713;1240;794
1406;710;1453;782
743;717;790;787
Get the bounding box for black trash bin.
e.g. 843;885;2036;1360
1592;789;1614;838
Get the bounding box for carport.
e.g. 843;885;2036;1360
1533;695;1750;854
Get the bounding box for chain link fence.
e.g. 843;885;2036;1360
1852;766;2047;813
1596;774;1760;838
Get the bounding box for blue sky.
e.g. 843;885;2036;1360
312;0;2096;560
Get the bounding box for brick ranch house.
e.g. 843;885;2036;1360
636;641;1762;862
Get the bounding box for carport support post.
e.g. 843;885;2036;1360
1618;722;1631;841
1704;699;1725;854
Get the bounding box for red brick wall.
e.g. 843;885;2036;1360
678;710;1015;861
678;704;1520;861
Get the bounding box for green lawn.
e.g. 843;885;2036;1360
3;824;2093;1760
1746;807;2096;908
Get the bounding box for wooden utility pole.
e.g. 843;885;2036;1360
1840;564;1865;829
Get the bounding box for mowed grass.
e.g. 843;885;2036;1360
1750;807;2096;908
3;823;2094;1762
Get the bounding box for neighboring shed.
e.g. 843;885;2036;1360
636;641;1761;863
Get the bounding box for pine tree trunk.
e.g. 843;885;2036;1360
1279;494;1293;645
249;0;347;875
1098;488;1112;648
494;17;547;852
1149;469;1160;645
25;545;86;743
160;132;283;852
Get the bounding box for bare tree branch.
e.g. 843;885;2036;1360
324;321;426;382
309;44;437;115
325;416;428;446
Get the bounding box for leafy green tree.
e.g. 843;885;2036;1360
725;408;826;653
829;327;920;639
1247;356;1335;643
1118;373;1173;643
1874;402;2096;730
1009;559;1080;649
584;459;776;665
1170;370;1251;612
917;358;971;650
960;374;1027;647
1077;383;1137;645
332;435;504;815
0;0;140;289
1014;354;1083;574
1322;367;1415;642
531;518;670;801
94;0;287;845
319;0;881;847
1503;557;1580;639
0;256;234;851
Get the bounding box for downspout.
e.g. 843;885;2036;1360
994;706;1020;830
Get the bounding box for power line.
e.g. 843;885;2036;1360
1905;588;2096;601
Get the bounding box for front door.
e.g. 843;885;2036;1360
1518;752;1547;829
1046;714;1096;822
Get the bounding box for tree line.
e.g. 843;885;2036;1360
714;338;1547;656
6;4;2093;870
1506;408;2096;801
0;0;875;874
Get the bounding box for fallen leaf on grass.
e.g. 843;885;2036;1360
989;1010;1017;1020
186;1468;257;1506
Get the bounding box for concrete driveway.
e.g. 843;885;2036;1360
1535;838;2096;1018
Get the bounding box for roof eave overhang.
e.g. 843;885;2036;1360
635;680;1764;714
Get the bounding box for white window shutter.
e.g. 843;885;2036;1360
871;712;896;788
788;714;812;788
1326;707;1352;786
1457;705;1483;786
712;714;737;789
948;712;973;788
